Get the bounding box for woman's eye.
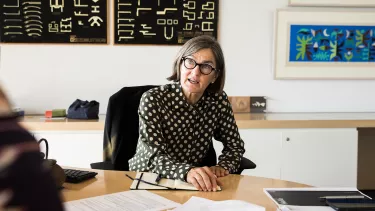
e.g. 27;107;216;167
187;59;195;65
202;64;212;70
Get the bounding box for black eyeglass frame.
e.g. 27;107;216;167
125;174;173;190
181;57;219;75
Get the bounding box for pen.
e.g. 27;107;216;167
155;174;162;183
319;195;365;199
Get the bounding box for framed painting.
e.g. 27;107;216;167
289;0;375;7
274;9;375;79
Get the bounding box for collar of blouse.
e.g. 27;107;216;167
166;83;218;113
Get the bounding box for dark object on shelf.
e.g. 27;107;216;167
67;99;99;119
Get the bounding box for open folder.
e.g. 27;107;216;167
128;172;222;191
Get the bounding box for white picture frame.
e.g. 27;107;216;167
274;9;375;79
289;0;375;7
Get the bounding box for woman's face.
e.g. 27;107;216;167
180;48;218;96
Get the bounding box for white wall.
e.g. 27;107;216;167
1;0;375;114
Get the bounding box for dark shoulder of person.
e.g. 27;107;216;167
0;115;64;211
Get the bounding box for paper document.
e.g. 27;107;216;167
64;190;180;211
171;196;265;211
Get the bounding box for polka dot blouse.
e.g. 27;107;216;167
129;83;245;182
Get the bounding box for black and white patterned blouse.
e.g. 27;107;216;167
129;83;245;181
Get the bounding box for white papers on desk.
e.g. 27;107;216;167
64;190;180;211
171;196;265;211
277;206;334;211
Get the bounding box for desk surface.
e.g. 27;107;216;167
62;169;309;211
20;112;375;130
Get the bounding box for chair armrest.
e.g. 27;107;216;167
232;157;256;175
90;161;114;170
240;157;256;170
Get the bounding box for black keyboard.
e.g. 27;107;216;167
63;169;98;183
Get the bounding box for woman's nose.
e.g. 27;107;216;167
191;65;201;75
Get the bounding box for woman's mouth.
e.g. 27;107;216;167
188;78;199;84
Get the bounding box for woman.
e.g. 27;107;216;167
129;35;245;192
0;85;64;211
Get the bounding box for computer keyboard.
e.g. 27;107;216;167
63;168;98;183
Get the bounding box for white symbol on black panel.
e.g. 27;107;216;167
50;0;64;13
157;19;178;40
3;0;24;36
22;1;43;37
117;0;134;41
60;17;72;32
74;0;88;7
89;16;103;27
48;21;59;32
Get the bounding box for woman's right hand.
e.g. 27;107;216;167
186;167;220;191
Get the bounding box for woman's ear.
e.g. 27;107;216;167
212;73;218;84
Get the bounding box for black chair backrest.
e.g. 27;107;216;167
103;85;217;171
103;85;158;170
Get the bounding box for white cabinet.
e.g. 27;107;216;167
31;127;358;187
212;128;358;188
281;129;358;187
213;129;282;180
32;131;103;169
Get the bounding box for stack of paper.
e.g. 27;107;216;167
64;190;180;211
171;196;265;211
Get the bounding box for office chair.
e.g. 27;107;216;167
90;85;256;174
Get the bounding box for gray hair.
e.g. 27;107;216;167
167;35;226;93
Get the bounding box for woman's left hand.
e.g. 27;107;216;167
210;166;229;177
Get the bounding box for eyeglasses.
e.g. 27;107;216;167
181;57;218;75
125;174;173;190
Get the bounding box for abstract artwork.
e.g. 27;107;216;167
114;0;219;45
289;0;375;7
0;0;108;44
289;25;375;62
274;9;375;79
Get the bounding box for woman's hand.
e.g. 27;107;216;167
186;167;220;191
210;166;229;177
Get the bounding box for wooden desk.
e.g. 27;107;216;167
62;169;309;211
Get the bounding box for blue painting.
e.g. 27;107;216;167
289;25;375;62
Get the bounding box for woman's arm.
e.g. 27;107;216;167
0;85;64;211
213;92;246;173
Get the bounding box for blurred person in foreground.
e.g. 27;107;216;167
0;85;64;211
